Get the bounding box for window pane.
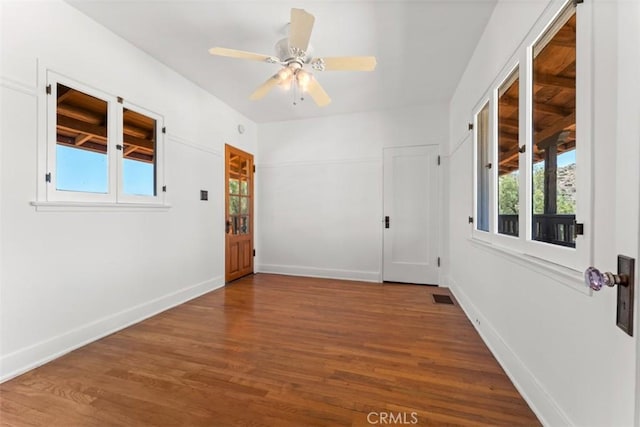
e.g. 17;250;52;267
122;108;156;196
56;145;108;193
229;196;240;215
229;179;240;195
476;102;490;232
229;157;241;176
239;215;250;234
240;180;249;195
55;83;108;193
532;5;576;247
241;197;249;214
497;68;519;237
123;159;154;196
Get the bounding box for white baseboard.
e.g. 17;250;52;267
256;264;381;283
448;277;572;427
0;276;224;383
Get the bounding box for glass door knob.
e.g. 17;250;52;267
584;266;628;291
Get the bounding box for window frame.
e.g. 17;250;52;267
470;0;593;273
116;101;165;204
491;61;526;253
46;72;117;203
42;70;166;206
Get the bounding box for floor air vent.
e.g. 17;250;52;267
433;294;454;305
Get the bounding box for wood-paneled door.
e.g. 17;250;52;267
225;144;254;282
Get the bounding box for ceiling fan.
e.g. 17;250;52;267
208;8;377;107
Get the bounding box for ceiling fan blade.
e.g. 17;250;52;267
209;47;275;63
313;56;377;71
249;74;281;100
306;77;331;107
289;8;315;53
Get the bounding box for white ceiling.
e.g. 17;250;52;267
67;0;496;123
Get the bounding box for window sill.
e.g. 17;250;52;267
469;237;591;296
30;201;171;212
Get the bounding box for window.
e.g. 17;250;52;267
121;107;158;197
45;72;164;204
475;102;490;232
471;0;590;272
55;84;109;194
531;6;576;247
497;67;520;237
227;154;252;235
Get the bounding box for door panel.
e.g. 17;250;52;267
383;145;439;284
241;240;252;269
225;145;254;282
228;241;239;276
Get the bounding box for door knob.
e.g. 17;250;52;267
585;256;635;337
584;266;629;291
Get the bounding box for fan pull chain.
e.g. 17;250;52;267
292;71;305;106
293;76;297;106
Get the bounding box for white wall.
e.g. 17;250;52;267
446;0;639;426
0;0;257;381
257;105;448;282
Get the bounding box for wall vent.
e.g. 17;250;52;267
433;294;454;305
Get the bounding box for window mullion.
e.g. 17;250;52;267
522;46;534;243
110;99;121;203
490;88;498;237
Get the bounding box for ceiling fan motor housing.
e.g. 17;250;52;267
275;38;312;66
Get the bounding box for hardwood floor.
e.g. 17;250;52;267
0;274;540;426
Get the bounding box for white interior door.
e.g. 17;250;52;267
383;145;439;284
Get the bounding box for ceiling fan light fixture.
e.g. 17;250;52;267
277;67;293;81
296;69;312;92
208;7;376;107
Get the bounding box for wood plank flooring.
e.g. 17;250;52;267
0;274;540;426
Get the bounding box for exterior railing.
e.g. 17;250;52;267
497;214;519;237
497;214;576;248
533;214;576;247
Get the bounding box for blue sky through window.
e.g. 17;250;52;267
56;145;155;195
557;150;575;167
123;159;155;196
533;149;576;170
56;145;108;193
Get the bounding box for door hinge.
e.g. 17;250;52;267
117;96;123;104
437;257;441;267
519;145;526;154
46;84;52;95
468;216;474;224
116;144;123;151
45;172;51;183
437;155;441;166
162;185;167;192
574;222;584;237
253;249;256;257
162;127;166;134
468;123;474;131
253;165;256;173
